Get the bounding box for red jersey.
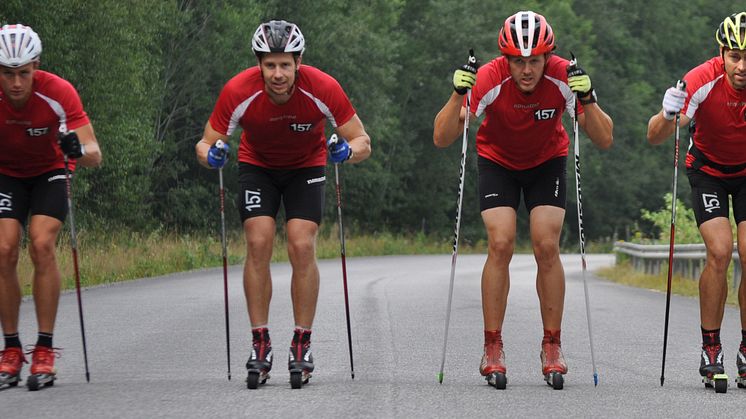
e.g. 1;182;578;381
0;70;89;177
209;65;356;169
683;56;746;178
469;54;583;170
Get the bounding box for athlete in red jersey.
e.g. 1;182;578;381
647;12;746;383
195;20;370;388
0;24;102;388
434;11;612;387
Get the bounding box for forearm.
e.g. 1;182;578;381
195;139;212;168
77;141;102;167
433;93;466;148
646;111;677;145
580;105;613;149
347;134;371;164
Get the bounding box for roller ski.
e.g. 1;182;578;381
288;329;314;389
479;330;507;389
245;328;273;390
0;347;26;388
735;345;746;389
540;331;567;390
700;343;728;393
26;346;60;391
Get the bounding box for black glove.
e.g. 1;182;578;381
58;131;84;158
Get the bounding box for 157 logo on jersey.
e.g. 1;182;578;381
289;123;313;132
0;192;12;213
26;127;49;137
534;109;556;121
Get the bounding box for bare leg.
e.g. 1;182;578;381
0;219;22;336
530;206;566;331
286;219;319;329
28;215;63;334
480;207;517;331
242;216;275;326
698;217;732;330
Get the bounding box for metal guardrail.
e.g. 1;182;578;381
613;241;741;291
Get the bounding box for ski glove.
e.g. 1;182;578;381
207;140;230;169
662;84;687;120
567;65;595;104
453;59;479;95
58;131;84;158
327;134;352;163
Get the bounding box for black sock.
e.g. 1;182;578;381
701;327;720;346
36;332;53;348
741;330;746;350
4;333;21;349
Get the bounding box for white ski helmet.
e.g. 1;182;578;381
251;20;305;56
0;24;42;68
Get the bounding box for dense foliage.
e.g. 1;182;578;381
2;0;736;245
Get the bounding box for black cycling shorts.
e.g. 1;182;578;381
687;168;746;226
0;169;68;226
237;163;326;224
478;155;567;212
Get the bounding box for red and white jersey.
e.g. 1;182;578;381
0;70;89;178
469;54;583;170
209;64;356;169
683;56;746;178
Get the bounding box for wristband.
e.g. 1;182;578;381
80;144;87;156
579;89;597;105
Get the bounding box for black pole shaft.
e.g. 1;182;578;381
219;167;231;381
63;156;90;383
334;163;355;379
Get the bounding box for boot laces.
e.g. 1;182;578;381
703;343;722;365
0;347;26;367
26;345;61;366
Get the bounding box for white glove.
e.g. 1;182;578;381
662;86;687;120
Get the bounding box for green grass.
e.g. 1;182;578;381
16;228;489;295
596;260;739;305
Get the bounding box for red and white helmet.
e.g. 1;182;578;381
0;24;42;68
251;20;305;55
498;11;555;57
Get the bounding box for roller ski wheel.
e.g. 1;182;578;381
288;329;314;390
0;372;21;388
702;373;728;393
246;370;270;390
736;346;746;388
544;371;564;390
26;373;55;391
736;375;746;389
289;369;311;389
486;372;507;390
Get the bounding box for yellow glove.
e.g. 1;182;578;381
453;52;479;95
567;65;595;104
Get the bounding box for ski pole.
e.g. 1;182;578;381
660;80;687;387
62;152;90;383
330;135;355;380
438;49;476;384
217;141;231;381
569;53;599;387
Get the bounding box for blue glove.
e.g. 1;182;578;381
207;140;230;169
327;134;352;163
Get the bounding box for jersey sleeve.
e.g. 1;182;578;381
58;79;89;131
314;71;355;128
209;80;240;136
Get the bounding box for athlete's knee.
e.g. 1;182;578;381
287;236;316;263
0;240;20;271
28;239;56;266
487;237;514;261
706;241;733;272
533;237;560;264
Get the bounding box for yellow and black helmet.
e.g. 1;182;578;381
716;12;746;50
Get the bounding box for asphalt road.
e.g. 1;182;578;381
3;254;745;418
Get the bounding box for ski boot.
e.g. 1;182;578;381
0;347;26;388
540;331;567;390
245;328;273;389
288;329;314;389
735;344;746;389
700;343;728;393
26;345;60;391
479;330;507;389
